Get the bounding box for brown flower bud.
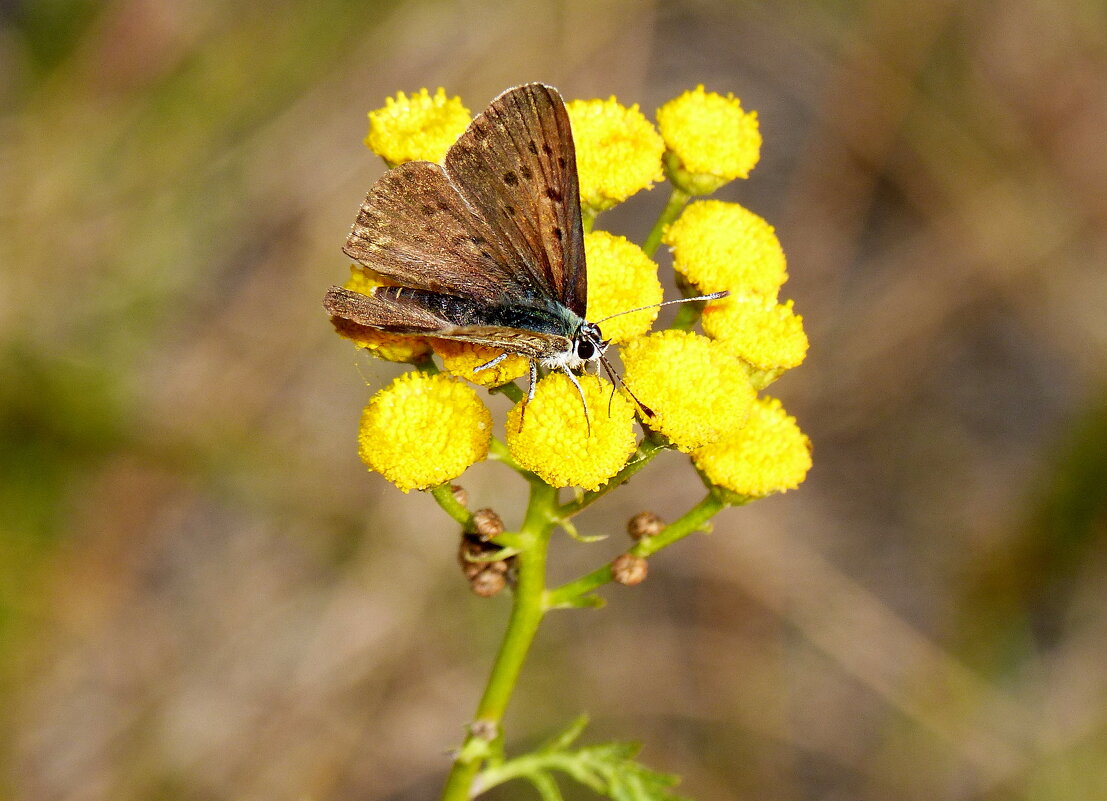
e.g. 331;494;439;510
469;568;507;597
611;553;648;586
457;537;485;579
472;508;504;540
451;484;469;507
627;511;664;540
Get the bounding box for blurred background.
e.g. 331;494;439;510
2;0;1106;798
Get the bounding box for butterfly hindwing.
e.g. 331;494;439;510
444;83;587;318
323;286;571;359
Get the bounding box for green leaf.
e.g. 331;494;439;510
557;516;608;543
553;741;687;800
526;771;564;801
477;721;689;801
538;715;590;753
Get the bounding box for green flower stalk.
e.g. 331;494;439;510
327;84;812;801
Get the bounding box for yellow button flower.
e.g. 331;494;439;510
657;85;762;195
566;97;665;212
702;293;808;388
332;266;431;363
692;396;811;500
359;371;492;492
663;200;787;296
505;373;637;491
432;339;529;387
585;231;663;343
621;330;755;452
365;88;471;165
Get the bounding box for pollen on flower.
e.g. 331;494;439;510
566;97;665;212
432;339;529;387
657;85;761;186
663;200;787;296
365;88;471;165
333;266;431;363
702;293;808;387
692;396;811;500
584;231;663;343
621;330;756;452
359;372;492;493
505;373;637;491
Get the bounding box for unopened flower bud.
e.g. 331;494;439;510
457;537;485;579
472;508;504;540
470;568;507;597
451;484;469;507
627;511;664;540
611;553;648;586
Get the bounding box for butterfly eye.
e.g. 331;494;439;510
576;340;596;360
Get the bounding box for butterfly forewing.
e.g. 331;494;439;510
343;161;539;304
444;83;587;318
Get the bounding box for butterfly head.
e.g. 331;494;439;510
539;320;609;373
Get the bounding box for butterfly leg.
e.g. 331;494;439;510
563;369;591;437
473;352;510;373
519;360;538;428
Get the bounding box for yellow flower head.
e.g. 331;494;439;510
365;88;471;165
585;231;664;343
657;85;762;194
692;396;811;500
663;200;787;296
566;97;665;212
332;266;432;363
432;339;529;387
702;293;808;388
621;330;755;452
505;373;637;491
359;371;492;492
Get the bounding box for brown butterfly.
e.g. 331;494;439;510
324;83;722;420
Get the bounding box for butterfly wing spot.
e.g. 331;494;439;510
542;142;553;156
520;165;533;181
546;187;562;202
557;156;566;168
527;140;539;155
502;171;519;186
551;226;562;239
503;205;516;217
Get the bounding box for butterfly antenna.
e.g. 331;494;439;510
599;355;654;418
592;290;729;325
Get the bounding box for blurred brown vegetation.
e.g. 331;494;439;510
1;0;1105;799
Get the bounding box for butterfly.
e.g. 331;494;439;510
324;83;722;423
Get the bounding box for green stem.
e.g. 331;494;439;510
440;481;559;801
641;187;691;257
581;207;597;233
546;492;723;608
491;381;524;404
430;484;474;530
489;437;535;480
557;437;666;518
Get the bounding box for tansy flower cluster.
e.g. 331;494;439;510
330;84;810;503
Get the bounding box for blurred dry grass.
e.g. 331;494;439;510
1;0;1105;799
